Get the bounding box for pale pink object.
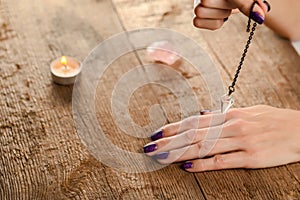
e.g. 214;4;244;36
147;41;181;66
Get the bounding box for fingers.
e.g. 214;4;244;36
195;5;231;19
150;108;245;141
146;124;236;156
151;113;227;141
193;18;225;30
237;0;267;24
181;151;248;172
193;4;231;30
152;138;242;165
235;0;268;16
232;0;270;24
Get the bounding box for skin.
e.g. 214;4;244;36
144;0;300;172
145;106;300;172
264;0;300;40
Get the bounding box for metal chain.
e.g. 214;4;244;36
228;2;258;96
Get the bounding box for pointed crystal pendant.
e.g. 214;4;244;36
220;94;234;113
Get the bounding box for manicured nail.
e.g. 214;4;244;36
143;144;157;153
263;0;271;12
151;130;163;141
181;162;193;170
200;110;211;115
223;17;229;22
152;152;169;160
250;11;264;24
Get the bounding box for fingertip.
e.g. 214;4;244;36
193;17;199;28
263;0;271;12
151;130;163;141
237;1;266;24
143;143;157;154
151;152;169;160
193;4;201;17
253;2;265;16
250;12;264;25
180;161;193;171
251;3;265;24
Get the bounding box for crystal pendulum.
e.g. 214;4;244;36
220;1;259;113
221;94;234;113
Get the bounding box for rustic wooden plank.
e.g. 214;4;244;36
0;0;206;199
0;0;114;199
113;0;300;199
1;0;299;199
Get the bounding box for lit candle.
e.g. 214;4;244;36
50;56;81;85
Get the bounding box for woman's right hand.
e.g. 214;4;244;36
193;0;270;30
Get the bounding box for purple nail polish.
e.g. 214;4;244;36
263;0;271;12
223;17;229;22
250;11;264;24
200;110;211;115
152;152;169;160
143;144;157;153
181;162;193;170
151;130;163;141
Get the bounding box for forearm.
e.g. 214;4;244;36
265;0;300;41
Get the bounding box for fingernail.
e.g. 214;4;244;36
263;0;271;12
151;130;163;141
152;152;169;160
223;17;229;22
200;110;211;115
143;144;157;153
181;162;193;170
250;11;264;24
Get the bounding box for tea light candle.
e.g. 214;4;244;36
50;56;81;85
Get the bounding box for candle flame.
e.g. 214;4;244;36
60;56;68;66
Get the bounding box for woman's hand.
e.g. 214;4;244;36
193;0;270;30
143;105;300;172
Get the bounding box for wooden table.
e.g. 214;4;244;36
1;0;299;199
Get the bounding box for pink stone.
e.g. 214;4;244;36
147;41;181;66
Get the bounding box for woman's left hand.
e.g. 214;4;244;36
143;105;300;172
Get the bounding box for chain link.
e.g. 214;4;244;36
228;1;258;96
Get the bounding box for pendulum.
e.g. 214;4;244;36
221;1;260;113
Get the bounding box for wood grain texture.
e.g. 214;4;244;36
0;0;204;199
0;0;299;199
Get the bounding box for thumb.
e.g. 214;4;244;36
235;0;270;24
